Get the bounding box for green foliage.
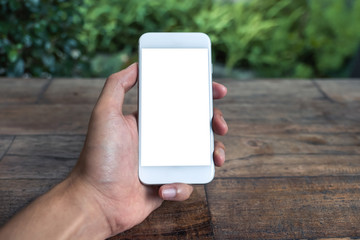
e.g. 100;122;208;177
1;0;360;77
193;0;309;77
0;0;86;77
190;0;360;77
78;0;213;76
305;0;360;77
79;0;211;54
79;0;360;78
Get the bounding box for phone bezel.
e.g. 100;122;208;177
138;32;214;184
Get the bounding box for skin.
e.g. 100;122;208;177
0;63;228;239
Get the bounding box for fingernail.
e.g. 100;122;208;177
216;147;225;160
162;188;177;200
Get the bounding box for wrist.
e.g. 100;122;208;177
59;175;112;239
0;174;112;240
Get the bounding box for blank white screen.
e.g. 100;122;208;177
140;48;211;166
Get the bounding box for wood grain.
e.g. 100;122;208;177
0;78;48;104
217;79;322;103
216;154;360;178
110;186;213;240
0;104;136;135
42;78;105;104
42;78;137;105
0;135;84;179
218;133;360;159
1;78;360;239
215;132;360;178
207;177;360;239
221;119;360;136
315;80;360;103
214;101;360;123
0;155;76;179
8;135;85;158
0;136;14;161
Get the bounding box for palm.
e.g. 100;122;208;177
76;109;162;233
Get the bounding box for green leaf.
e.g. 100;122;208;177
8;48;18;63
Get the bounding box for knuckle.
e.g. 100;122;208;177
107;72;118;82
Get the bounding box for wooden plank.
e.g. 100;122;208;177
216;128;360;178
42;78;137;105
217;133;360;162
0;104;92;135
0;78;48;104
216;154;360;178
222;120;360;136
42;78;104;104
0;155;76;179
207;177;360;239
0;179;61;226
0;135;83;179
0;104;137;135
214;101;360;123
316;80;360;103
0;136;14;161
7;135;85;158
111;186;213;240
217;79;322;103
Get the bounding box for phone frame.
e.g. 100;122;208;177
138;32;214;184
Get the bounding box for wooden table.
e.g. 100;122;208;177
0;77;359;239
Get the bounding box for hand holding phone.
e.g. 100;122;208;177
0;57;228;239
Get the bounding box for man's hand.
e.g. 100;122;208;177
70;63;228;235
0;63;228;239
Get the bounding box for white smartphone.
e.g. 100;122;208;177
138;32;214;184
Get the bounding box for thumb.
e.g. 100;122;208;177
159;183;194;201
96;63;138;113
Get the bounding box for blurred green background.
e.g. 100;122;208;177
1;0;360;78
